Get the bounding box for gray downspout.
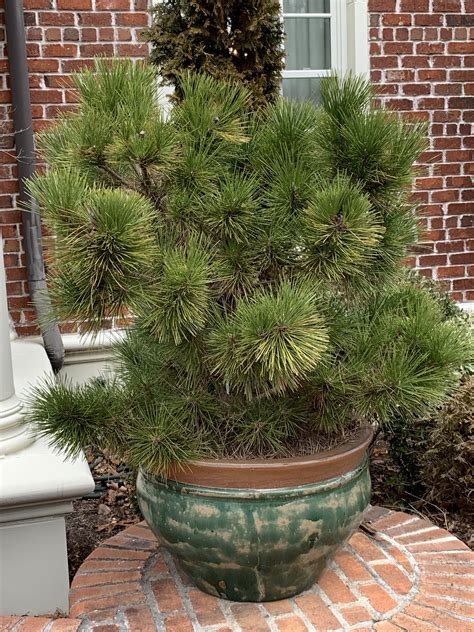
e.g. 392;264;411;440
4;0;64;372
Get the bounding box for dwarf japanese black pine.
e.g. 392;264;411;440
27;61;472;474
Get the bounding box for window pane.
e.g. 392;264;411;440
283;0;330;13
282;77;322;103
284;18;331;70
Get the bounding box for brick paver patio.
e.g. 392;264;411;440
1;507;473;631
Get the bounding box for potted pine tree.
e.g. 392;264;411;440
29;60;471;602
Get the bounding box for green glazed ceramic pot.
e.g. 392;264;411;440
136;427;373;602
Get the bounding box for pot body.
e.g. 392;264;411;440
136;438;371;602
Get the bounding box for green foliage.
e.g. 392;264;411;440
301;177;385;281
147;0;284;107
28;378;126;460
28;61;473;475
385;375;474;516
422;376;474;514
208;283;329;397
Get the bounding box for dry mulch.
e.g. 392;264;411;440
65;450;141;580
67;437;473;580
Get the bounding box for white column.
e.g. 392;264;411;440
0;231;34;455
346;0;370;77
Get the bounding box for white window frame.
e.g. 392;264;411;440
281;0;369;90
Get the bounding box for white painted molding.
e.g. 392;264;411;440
28;330;125;354
346;0;370;77
0;235;34;456
0;339;94;616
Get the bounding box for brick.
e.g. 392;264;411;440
70;581;141;606
24;0;53;7
448;41;474;54
262;600;293;616
318;568;357;604
385;69;415;82
403;83;431;96
116;12;149;26
419;580;474;602
405;603;469;632
28;59;60;72
96;0;131;8
16;619;52;631
339;605;372;626
49;621;82;631
62;59;96;73
418;69;446;81
80;44;114;57
391;614;439;631
30;89;63;103
69;591;146;618
384;42;413;54
79;12;113;26
187;589;227;627
277;616;309;631
230;604;271;631
416;42;445;55
416;594;474;618
43;44;78;57
349;532;387;562
402;55;430;68
451;252;474;264
164;615;194;632
382;14;412;26
449;97;474;109
71;570;141;588
87;546;150;561
124;605;156;631
39;12;75;26
116;43;149;56
294;594;341;630
124;523;157;540
371;56;399;69
150;578;183;613
400;0;429;8
373;563;412;594
433;0;462;8
415;14;443;26
370;0;397;8
358;584;398;613
420;562;474;582
0;618;22;631
57;0;92;7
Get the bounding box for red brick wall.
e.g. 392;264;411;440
369;0;474;301
0;0;151;334
1;1;473;335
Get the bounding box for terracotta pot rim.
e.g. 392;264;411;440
164;426;374;489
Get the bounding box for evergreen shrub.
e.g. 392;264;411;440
28;60;472;475
147;0;284;107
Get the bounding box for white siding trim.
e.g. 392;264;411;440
346;0;370;76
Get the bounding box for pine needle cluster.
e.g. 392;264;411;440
28;60;473;474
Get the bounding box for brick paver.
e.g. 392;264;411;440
1;507;473;631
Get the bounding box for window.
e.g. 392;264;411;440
281;0;369;102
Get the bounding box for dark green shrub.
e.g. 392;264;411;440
147;0;284;107
422;376;474;514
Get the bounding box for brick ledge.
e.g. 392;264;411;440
2;507;473;631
